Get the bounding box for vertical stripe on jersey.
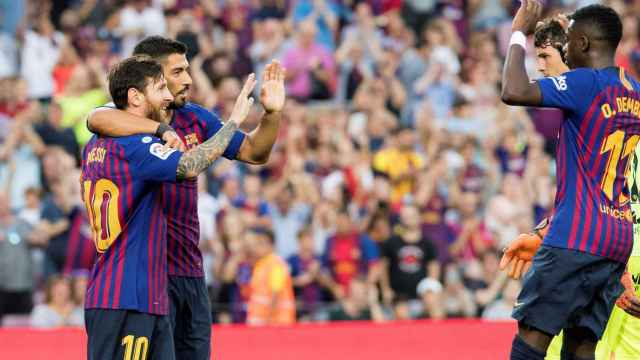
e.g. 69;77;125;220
112;144;131;308
104;140;119;308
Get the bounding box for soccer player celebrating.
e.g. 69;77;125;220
499;1;640;359
82;56;256;359
87;37;285;360
504;16;640;360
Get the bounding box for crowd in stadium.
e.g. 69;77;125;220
0;0;639;327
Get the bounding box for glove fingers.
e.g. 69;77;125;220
514;259;525;280
499;253;514;270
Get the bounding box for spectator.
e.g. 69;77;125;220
219;211;252;324
233;174;271;228
288;228;322;320
56;59;108;145
292;0;340;51
113;0;166;57
0;113;45;211
281;20;336;101
39;176;78;277
449;192;494;261
30;275;83;328
246;227;296;326
372;126;425;204
249;18;289;92
0;192;42;324
320;208;380;300
20;15;64;102
327;277;385;322
266;180;312;260
34;100;81;164
381;205;440;316
481;279;521;321
18;187;43;226
439;265;476;318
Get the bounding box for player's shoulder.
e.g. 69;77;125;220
111;134;162;153
178;102;220;121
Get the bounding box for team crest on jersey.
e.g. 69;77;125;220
142;136;152;143
185;133;199;149
149;143;176;160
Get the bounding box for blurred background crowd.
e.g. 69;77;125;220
0;0;639;327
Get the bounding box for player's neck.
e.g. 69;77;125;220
125;107;146;119
585;52;616;70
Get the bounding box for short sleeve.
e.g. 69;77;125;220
360;235;380;264
287;256;300;277
124;136;182;183
536;68;597;112
193;105;246;160
86;102;116;134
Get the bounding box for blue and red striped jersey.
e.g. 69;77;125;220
164;102;245;277
538;67;640;263
81;134;182;315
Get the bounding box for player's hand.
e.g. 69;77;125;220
616;271;640;318
161;130;186;152
512;0;544;35
229;73;257;126
260;60;286;114
499;233;542;280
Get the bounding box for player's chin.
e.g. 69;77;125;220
170;95;188;109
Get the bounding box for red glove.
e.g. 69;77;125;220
616;271;640;318
499;218;550;280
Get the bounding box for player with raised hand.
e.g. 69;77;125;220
86;37;285;360
82;56;255;360
500;1;640;359
500;16;640;359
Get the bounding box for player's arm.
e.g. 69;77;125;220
235;60;286;165
500;0;544;107
176;75;256;179
87;107;186;151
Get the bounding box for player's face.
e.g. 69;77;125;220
163;53;193;109
564;22;585;69
535;45;566;77
143;76;174;122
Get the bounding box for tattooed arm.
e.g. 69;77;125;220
176;74;256;180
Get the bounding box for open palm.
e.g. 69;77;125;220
260;60;286;113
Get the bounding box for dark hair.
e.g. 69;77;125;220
534;19;568;62
570;4;622;51
107;56;164;109
249;226;275;245
133;36;188;61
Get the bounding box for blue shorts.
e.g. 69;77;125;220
512;245;625;339
169;276;212;360
85;308;175;360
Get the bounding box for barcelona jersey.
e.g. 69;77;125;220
81;134;182;315
163;102;245;277
538;67;640;263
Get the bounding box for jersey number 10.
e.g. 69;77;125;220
600;130;640;204
82;179;122;252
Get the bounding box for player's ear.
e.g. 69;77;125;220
128;88;142;107
579;34;589;52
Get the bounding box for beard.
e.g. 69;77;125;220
147;104;170;123
168;88;189;109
